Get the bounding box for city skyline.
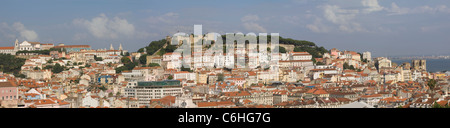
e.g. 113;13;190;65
1;0;450;57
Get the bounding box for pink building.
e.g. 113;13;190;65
330;48;340;57
0;81;19;108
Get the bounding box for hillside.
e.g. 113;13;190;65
139;35;328;59
0;54;26;75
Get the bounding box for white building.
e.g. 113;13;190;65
81;92;99;108
133;80;183;106
0;39;19;55
376;57;392;69
290;52;312;60
363;51;372;61
0;47;16;55
19;41;41;51
174;71;196;81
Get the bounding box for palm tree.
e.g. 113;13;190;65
427;79;437;90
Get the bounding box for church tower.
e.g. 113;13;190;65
110;44;114;50
14;39;19;51
119;43;124;55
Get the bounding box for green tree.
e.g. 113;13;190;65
124;62;136;70
157;44;178;56
137;48;145;53
168;75;173;80
343;62;350;69
16;50;51;55
0;54;26;74
343;62;355;70
148;63;160;67
94;55;103;61
43;65;53;70
145;39;168;55
427;79;437;90
98;85;107;91
14;73;26;78
349;65;355;70
181;65;192;72
52;63;64;73
139;54;148;65
278;46;287;53
121;56;132;64
432;102;443;108
293;46;327;58
115;66;128;73
217;73;224;81
34;67;40;70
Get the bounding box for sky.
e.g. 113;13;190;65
1;0;450;57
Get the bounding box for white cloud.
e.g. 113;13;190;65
338;22;365;33
0;23;17;40
243;22;267;33
387;3;409;15
241;14;260;22
415;5;450;14
73;33;88;40
0;22;39;41
362;0;383;13
322;5;365;32
323;5;359;24
74;13;135;39
306;18;330;33
387;3;450;15
241;14;267;33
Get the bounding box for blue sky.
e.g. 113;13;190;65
1;0;450;57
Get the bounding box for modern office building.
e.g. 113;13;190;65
127;80;183;107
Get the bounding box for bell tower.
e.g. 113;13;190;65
110;44;114;50
14;39;19;51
